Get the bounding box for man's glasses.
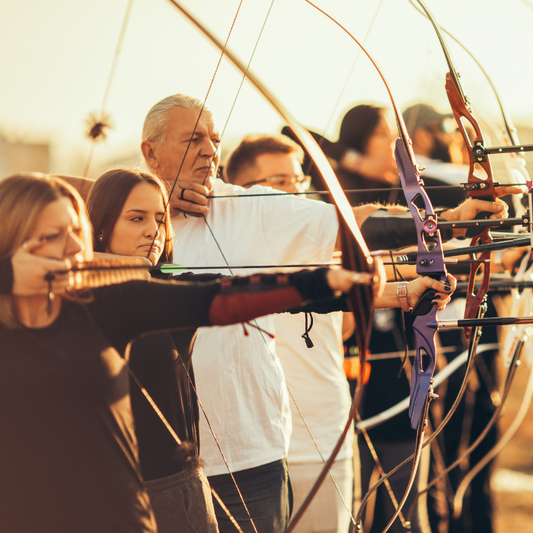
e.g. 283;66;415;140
242;174;312;191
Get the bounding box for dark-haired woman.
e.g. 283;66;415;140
87;168;220;533
333;105;399;205
282;106;399;205
0;172;370;533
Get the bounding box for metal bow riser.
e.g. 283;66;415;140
395;138;448;429
444;74;496;338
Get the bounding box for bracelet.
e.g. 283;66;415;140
397;284;411;312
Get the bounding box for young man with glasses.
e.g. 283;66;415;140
225;134;311;193
226;132;357;533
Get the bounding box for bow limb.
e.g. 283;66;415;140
452;334;533;518
449;259;533;513
408;0;532;242
166;1;376;527
404;330;525;525
414;0;499;340
167;0;373;268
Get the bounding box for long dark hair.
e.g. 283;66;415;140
86;168;173;263
338;104;383;153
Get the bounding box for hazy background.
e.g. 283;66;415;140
1;0;533;178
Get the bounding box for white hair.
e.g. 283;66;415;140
142;94;212;145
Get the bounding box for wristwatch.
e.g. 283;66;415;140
397;284;411;312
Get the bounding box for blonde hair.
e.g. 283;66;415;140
0;173;93;327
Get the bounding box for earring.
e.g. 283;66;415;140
98;235;103;241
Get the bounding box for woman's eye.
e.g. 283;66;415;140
131;216;143;222
40;233;59;242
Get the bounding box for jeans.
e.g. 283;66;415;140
208;458;292;533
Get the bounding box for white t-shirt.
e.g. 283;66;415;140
274;311;353;463
172;179;338;476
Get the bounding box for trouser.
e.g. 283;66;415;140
359;439;431;533
208;458;292;533
288;457;354;533
145;467;219;533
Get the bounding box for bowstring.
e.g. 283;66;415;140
421;254;533;518
141;2;263;530
160;0;247;219
167;0;360;524
149;0;356;528
301;3;494;524
83;0;135;177
122;329;249;533
302;0;385;177
356;413;408;530
75;0;255;525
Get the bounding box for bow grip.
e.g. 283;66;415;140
411;288;438;316
409;309;438;429
464;195;497;238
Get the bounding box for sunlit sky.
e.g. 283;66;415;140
1;0;533;177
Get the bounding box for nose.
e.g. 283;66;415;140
287;182;300;194
145;218;163;242
146;220;158;238
64;229;83;258
200;137;217;158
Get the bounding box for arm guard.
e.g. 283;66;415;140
208;268;333;325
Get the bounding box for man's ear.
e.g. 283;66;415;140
141;141;158;171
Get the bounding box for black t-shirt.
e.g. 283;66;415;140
0;278;219;533
128;330;199;481
128;272;218;481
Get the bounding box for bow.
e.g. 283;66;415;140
409;2;533;519
409;2;503;516
298;4;453;531
412;0;524;341
164;2;377;529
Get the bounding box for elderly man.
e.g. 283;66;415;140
140;94;511;533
